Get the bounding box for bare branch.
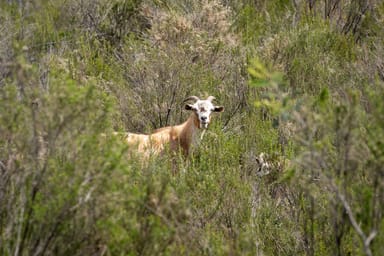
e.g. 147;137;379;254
334;185;376;256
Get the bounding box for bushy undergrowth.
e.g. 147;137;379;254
1;0;384;255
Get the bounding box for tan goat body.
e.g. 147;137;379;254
118;96;224;158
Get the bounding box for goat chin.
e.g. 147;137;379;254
200;123;209;129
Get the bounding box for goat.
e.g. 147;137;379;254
117;96;224;159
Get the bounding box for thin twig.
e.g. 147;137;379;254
333;184;376;256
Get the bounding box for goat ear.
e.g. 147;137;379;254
185;104;195;111
214;106;224;112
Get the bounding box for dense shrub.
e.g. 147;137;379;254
0;55;118;255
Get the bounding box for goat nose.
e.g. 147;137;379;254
201;116;207;121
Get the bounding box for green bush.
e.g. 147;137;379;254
0;56;118;255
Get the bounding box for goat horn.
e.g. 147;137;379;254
183;96;200;102
207;96;216;102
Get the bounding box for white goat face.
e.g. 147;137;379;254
185;97;224;129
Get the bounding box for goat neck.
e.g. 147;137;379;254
176;113;202;156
